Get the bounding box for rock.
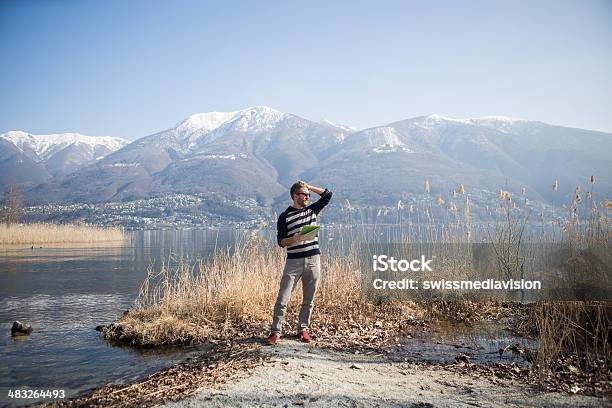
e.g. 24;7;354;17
11;321;33;336
411;402;434;408
509;343;524;355
455;353;470;365
94;325;105;332
350;363;364;369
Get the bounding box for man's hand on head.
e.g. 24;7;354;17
298;181;326;196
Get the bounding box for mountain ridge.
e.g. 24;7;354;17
3;107;609;215
0;130;130;187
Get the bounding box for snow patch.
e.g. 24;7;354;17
106;162;140;167
367;127;413;154
412;114;526;132
413;114;467;129
373;145;413;154
177;111;239;134
465;116;526;133
319;119;358;133
201;153;248;160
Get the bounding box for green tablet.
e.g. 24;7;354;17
298;225;320;240
299;225;320;235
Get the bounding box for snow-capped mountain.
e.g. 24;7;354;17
312;113;612;206
175;106;287;148
1;131;129;161
0;130;130;189
16;108;612;213
25;106;354;203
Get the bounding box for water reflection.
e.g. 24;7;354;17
0;248;127;264
0;229;251;406
393;321;537;365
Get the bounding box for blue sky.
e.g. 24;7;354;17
1;0;611;140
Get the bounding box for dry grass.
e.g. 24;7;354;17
104;234;442;348
104;234;428;347
104;176;610;393
506;177;612;384
532;301;610;366
535;178;610;372
0;221;127;245
104;234;508;348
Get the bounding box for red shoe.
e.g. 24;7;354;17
298;329;312;343
266;332;280;345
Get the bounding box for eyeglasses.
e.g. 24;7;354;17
297;192;310;198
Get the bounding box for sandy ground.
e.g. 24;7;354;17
161;340;606;408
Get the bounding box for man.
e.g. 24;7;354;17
266;180;333;345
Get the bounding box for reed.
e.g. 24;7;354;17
0;221;127;245
106;232;510;347
106;234;380;346
531;301;610;370
534;183;610;376
107;175;610;388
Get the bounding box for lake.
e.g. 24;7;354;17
0;225;539;407
0;228;255;407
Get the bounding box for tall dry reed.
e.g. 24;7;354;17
516;177;611;375
110;234;372;346
0;221;127;245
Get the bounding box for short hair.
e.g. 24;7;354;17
290;181;308;198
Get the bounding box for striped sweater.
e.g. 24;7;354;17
276;189;333;259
